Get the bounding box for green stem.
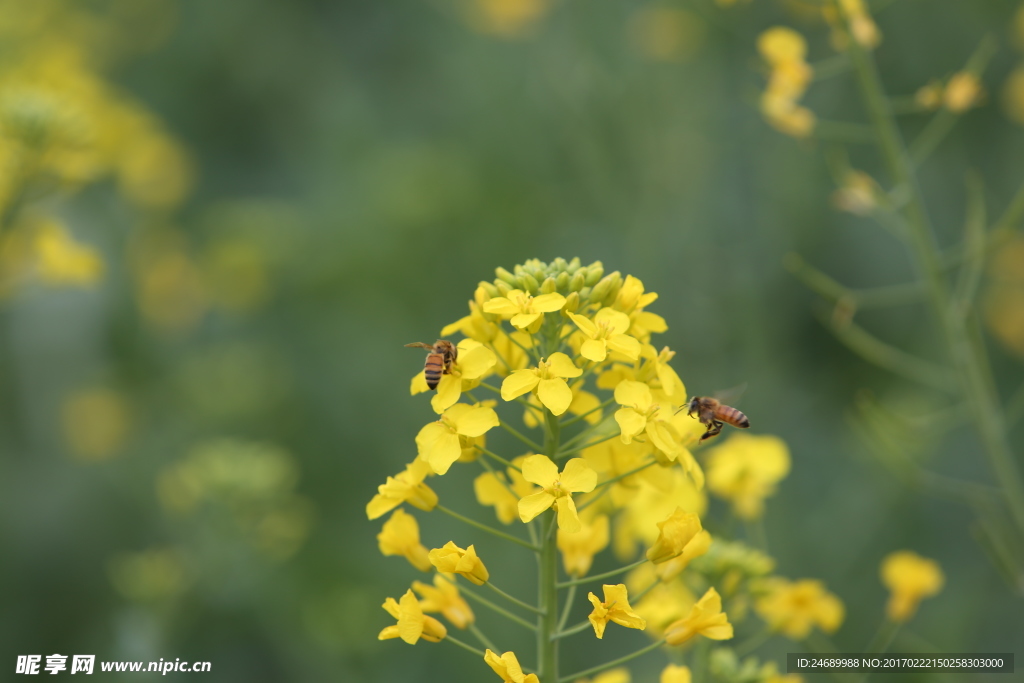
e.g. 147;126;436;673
557;557;648;588
864;618;900;653
500;420;544;453
435;504;539;552
560;396;615;427
475;445;522;472
558;639;667;683
538;407;562;683
468;623;499;652
444;634;488;658
551;618;593;640
556;432;621;458
591;459;658;491
556;583;577;632
459;585;538;631
486;581;545;615
834;0;1024;538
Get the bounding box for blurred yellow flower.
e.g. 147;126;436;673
416;402;500;474
429;541;490;585
757;28;815;138
705;434;790;519
1003;66;1024;126
501;353;583;415
653;529;711;582
517;455;597;531
824;0;881;50
832;170;880;216
664;587;733;645
577;670;630;683
484;649;539;683
378;589;447;644
754;578;844;639
628;8;704;63
378;509;432;572
646;507;702;564
661;664;691;683
465;0;549;39
944;72;984;113
413;575;475;629
915;80;944;110
880;550;943;622
474;456;535;524
31;217;103;286
587;584;646;639
366;459;438;520
558;513;609;576
984;235;1024;356
62;387;130;461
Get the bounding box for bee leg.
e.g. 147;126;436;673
701;421;723;441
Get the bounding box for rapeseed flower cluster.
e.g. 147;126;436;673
369;258;858;682
757;28;815;138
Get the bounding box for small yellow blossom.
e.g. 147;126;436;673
32;218;104;286
412;575;474;629
428;541;490;585
832;170;880;216
646;507;702;564
664;587;733;645
587;584;646;639
483;288;566;332
943;72;984;113
578;669;631;683
654;529;712;582
916;80;944;110
474;457;535;524
758;27;816;138
366;459;438;520
501;353;583;415
377;509;432;572
705;434;790;519
557;514;609;576
613;380;686;459
880;550;943;622
568;308;641;362
754;578;844;640
416;403;500;475
661;664;692;683
825;0;881;50
378;589;447;644
517;455;597;532
629;8;703;63
484;649;540;683
466;0;549;40
612;470;706;561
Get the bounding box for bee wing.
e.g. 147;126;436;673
405;342;434;350
713;382;748;407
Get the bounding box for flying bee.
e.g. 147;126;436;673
405;340;458;390
680;396;750;442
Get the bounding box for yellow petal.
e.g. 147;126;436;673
458;344;497;379
656;361;684;399
398;590;424;644
594;307;631;335
431;374;461;413
607;334;640;360
483;296;519;317
382;596;402;619
501;370;540;400
378;625;401;640
453;405;500;438
426;431;462;475
537;378;573;415
532;292;567;312
634;311;667;334
410;372;430;395
568;312;598;338
547;352;583;378
415;422;449;458
511;311;541;329
560;458;597;493
614;380;652;410
580;338;608;362
648;420;681;457
518;490;556;523
614;407;647;443
521;454;559;485
555;495;581;533
568;388;602;425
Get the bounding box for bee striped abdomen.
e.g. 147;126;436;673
715;405;750;429
424;353;444;389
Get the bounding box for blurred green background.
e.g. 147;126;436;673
2;0;1024;680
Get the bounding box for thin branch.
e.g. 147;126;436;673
500;420;544;453
435;504;539;551
559;639;667;683
475;445;522;473
785;253;926;308
557;557;649;588
444;634;488;658
458;585;538;631
485;581;545;615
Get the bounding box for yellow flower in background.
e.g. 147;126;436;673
832;170;880;216
628;8;704;63
366;459;438;520
465;0;549;40
984;235;1024;356
944;72;984;113
661;665;692;683
428;541;490;585
824;0;881;50
705;434;790;519
654;529;711;582
646;507;702;564
612;469;706;561
484;288;565;331
413;575;474;629
587;584;646;639
613;380;687;461
378;589;447;644
664;587;733;645
916;79;944;110
517;455;597;531
558;513;609;576
31;217;103;286
377;509;432;572
416;403;500;474
577;669;630;683
880;550;943;622
754;578;844;639
62;387;130;461
1003;66;1024;126
474;457;535;524
501;353;583;415
758;27;816;138
568;308;641;362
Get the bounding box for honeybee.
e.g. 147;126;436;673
405;340;458;390
682;396;750;441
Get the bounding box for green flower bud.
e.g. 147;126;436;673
540;276;557;294
555;271;570;291
589;271;621;304
567;257;581;273
562;291;580;314
552;257;567;272
578;286;592;301
477;281;499;298
495;280;513;296
584;261;604;286
569;271;586;292
495;267;517;285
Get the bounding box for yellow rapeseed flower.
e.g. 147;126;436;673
757;28;816;138
943;72;984;113
501;353;583;415
587;584;646;639
474;456;535;524
416;403;500;475
754;578;844;640
705;434;790;519
664;587;733;645
428;541;490;585
613;380;688;461
568;308;641;362
377;509;432;572
483;288;566;332
557;513;609;576
366;459;438;520
577;670;630;683
880;550;943;622
661;665;692;683
484;649;539;683
654;529;712;582
378;589;447;644
517;455;597;532
412;575;474;629
646;507;703;564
